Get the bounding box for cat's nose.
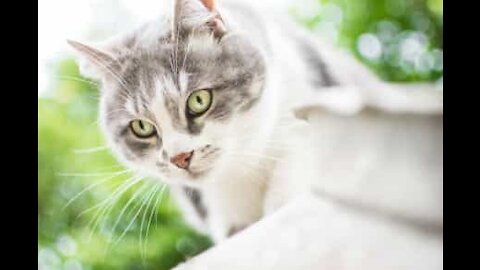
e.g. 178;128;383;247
170;151;193;169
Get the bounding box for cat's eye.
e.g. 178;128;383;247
130;119;156;138
187;89;212;116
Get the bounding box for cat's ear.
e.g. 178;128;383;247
67;40;117;80
172;0;226;39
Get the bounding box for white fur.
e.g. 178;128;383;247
76;0;442;244
183;0;442;241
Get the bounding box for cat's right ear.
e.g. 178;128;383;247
172;0;226;40
67;40;117;80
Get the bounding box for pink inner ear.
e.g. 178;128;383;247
201;0;215;11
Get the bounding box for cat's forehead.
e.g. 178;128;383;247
101;24;266;128
113;30;259;96
115;33;215;83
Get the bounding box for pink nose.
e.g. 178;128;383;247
170;151;193;169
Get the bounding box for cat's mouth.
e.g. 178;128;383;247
186;147;221;178
164;146;221;181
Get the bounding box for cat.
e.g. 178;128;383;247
68;0;441;243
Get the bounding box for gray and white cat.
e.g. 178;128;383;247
68;0;441;242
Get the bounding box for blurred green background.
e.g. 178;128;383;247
38;0;443;269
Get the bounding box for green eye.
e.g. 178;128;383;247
187;89;212;116
130;119;156;138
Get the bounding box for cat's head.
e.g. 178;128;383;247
69;0;268;186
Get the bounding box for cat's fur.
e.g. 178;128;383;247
69;0;435;242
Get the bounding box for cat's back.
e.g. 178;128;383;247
219;0;381;92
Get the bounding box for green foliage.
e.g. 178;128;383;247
38;1;442;269
291;0;443;81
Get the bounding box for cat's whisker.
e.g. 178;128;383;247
87;176;144;241
105;182;151;248
55;75;100;87
72;145;109;154
62;170;131;211
111;184;155;247
85;52;134;95
174;22;182;76
144;184;167;256
181;30;194;71
117;90;138;105
57;170;130;177
89;119;103;127
86;94;101;101
87;164;125;170
142;188;161;259
137;90;156;114
154;185;168;228
103;107;132;117
85;179;136;241
79;176;141;220
139;185;161;261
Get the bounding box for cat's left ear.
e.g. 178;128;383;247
67;39;118;81
172;0;226;39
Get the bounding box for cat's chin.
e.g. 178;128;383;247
183;169;216;185
152;167;215;187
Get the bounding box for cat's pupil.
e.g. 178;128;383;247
139;121;145;130
196;95;203;105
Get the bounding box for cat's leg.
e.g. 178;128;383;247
263;123;316;216
202;173;268;242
